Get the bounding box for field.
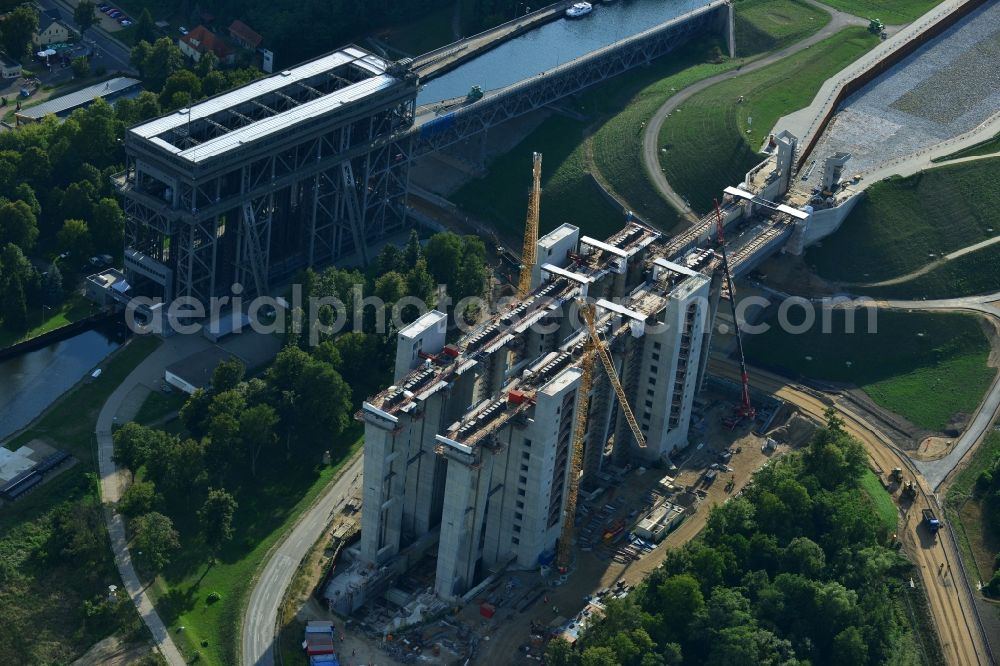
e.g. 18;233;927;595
945;432;1000;592
860;468;899;532
379;4;456;56
148;431;363;666
0;336;161;664
733;0;831;57
853;243;1000;300
807;159;1000;283
744;308;994;431
658;27;879;214
818;0;944;24
933;129;1000;163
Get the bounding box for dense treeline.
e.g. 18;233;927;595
547;415;929;666
973;447;1000;595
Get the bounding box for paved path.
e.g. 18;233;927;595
242;453;364;666
641;0;867;220
97;334;209;666
848;234;1000;287
875;293;1000;489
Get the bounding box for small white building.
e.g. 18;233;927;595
0;53;21;79
635;500;685;543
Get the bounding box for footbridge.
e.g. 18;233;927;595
407;0;733;157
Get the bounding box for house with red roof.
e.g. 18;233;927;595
178;25;235;64
228;20;263;50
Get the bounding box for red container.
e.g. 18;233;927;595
480;602;496;618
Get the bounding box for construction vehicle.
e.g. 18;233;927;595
922;508;941;534
517;152;542;298
466;85;484;102
902;481;917;500
890;467;903;483
868;18;884;33
713;200;756;425
556;300;646;571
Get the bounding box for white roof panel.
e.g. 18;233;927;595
131;46;388;140
580;236;628;258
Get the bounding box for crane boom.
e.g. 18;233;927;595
557;300;646;571
580;302;646;449
517;152;543;298
713;200;755;420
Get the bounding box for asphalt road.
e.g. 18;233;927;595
242;453;364;666
36;0;134;72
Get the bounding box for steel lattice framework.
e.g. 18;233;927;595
119;46;417;304
410;1;731;157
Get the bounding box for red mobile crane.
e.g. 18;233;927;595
713;200;755;427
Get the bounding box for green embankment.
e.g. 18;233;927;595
455;0;834;239
807;159;1000;284
945;433;1000;591
818;0;944;24
0;336;161;664
734;0;831;57
658;27;879;214
860;469;899;533
744;309;994;432
932;129;1000;163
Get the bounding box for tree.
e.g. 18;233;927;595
648;574;704;644
1;276;27;332
545;637;576;666
134;8;157;45
0;199;39;250
581;647;618;666
198;488;238;554
781;536;826;578
212;358;245;393
74;2;96;40
131;37;184;91
41;262;63;306
241;404;278;477
71;56;90;79
374;271;406;305
119;479;157;516
403;229;421;268
2;5;39;58
423;232;463;285
130;512;180;573
159;69;203;110
91;198;125;254
112;422;159;480
57;219;92;259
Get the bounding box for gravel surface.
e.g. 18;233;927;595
802;1;1000;190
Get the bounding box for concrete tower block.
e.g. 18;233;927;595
394;310;447;381
532;223;579;290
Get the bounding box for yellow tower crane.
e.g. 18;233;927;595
517;152;543;298
557;300;646;571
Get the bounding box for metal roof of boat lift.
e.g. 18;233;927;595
130;46;394;163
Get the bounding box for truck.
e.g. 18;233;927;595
922;508;941;533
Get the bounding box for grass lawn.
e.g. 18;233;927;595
807;159;1000;283
0;293;97;350
860;468;898;532
734;0;831;57
134;389;187;426
0;335;160;664
744;309;994;431
379;4;456;56
148;431;364;665
818;0;943;23
933;129;1000;163
945;432;1000;590
658;27;878;214
853;242;1000;300
454;39;741;241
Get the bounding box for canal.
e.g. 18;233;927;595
0;323;126;442
418;0;710;104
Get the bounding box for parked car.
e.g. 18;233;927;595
179;26;189;35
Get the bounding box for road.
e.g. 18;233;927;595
242;453;364;666
875;294;1000;489
711;359;993;666
640;0;868;221
36;0;134;72
96;334;207;666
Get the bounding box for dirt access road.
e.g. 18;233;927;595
712;360;991;666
